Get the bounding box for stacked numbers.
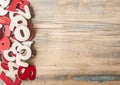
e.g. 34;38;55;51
0;0;36;85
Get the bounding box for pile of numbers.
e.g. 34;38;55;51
0;0;36;85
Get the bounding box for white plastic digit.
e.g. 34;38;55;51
3;41;21;61
9;12;27;31
17;45;32;60
0;0;10;8
4;49;16;62
17;5;31;19
16;45;32;67
6;62;18;78
11;41;22;54
0;0;10;16
0;7;8;16
4;40;32;67
14;25;30;41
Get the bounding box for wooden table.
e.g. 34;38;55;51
4;0;120;85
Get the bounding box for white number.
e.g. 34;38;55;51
0;7;8;16
0;0;10;16
16;5;31;19
9;12;27;31
6;62;18;78
0;0;10;8
4;41;32;67
14;25;30;41
16;45;32;67
3;41;21;62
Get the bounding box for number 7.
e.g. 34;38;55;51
7;0;20;11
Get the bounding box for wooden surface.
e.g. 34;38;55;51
2;0;120;85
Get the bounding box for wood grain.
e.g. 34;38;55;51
21;81;120;85
6;0;120;85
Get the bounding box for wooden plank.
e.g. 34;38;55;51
30;0;120;24
32;22;120;76
12;0;120;85
1;79;120;85
21;80;120;85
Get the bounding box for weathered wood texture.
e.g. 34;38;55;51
2;0;120;85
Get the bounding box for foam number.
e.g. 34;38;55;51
14;25;30;41
9;12;27;31
0;0;10;16
0;16;11;25
0;0;36;84
0;61;8;75
1;62;9;70
18;65;36;80
16;43;32;67
0;7;8;16
17;5;31;19
0;0;10;8
0;72;21;85
3;41;21;62
4;41;32;67
19;0;29;10
6;62;18;78
7;0;20;11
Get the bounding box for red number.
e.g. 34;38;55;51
18;65;36;80
0;72;21;85
7;0;29;11
0;16;10;25
7;0;20;11
1;62;9;70
19;0;29;10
